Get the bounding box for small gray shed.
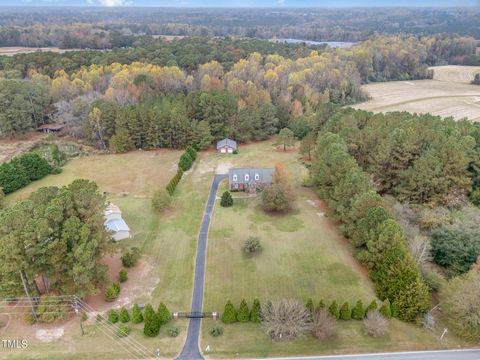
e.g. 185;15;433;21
217;138;237;153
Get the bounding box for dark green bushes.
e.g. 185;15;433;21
105;283;121;302
0;152;52;194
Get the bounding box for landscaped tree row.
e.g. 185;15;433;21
311;132;430;322
0;152;52;194
220;298;392;324
0;180;110;297
319;108;479;205
165;146;198;196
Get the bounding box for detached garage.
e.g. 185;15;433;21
217;138;237;154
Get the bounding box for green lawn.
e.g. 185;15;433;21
203;188;376;312
200;318;468;359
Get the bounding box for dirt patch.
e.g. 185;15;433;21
0;132;46;163
35;327;64;343
215;161;233;174
0;314;10;336
85;254;158;313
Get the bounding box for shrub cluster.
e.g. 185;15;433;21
142;302;172;337
178;146;197;172
221;298;262;324
311;132;430;322
104;283;121;302
166;169;184;196
0;152;52;194
121;247;140;268
220;191;233;207
119;269;128;283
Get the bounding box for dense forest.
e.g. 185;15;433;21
0;35;476;146
0;37;328;77
0;7;480;46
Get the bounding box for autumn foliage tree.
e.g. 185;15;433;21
262;163;295;213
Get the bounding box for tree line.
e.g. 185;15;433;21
311;132;430;322
1;8;480;44
1;34;475;143
318;108;479;206
0;37;326;78
0;180;110;298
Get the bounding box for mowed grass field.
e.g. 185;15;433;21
354;66;480;121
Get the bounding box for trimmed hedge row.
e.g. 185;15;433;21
166;146;198;196
311;132;430;322
0;152;52;194
220;298;392;324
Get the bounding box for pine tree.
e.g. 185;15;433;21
305;298;314;314
328;300;339;319
339;302;351;320
380;299;392;319
107;309;119;323
143;304;160;337
316;299;326;312
221;300;237;324
157;302;171;326
220;191;233;207
119;307;130;323
132;304;143;324
237;299;250;322
365;300;378;316
351;300;364;320
250;298;261;323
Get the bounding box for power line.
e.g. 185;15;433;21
75;298;154;359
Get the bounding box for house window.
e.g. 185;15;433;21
245;174;250;181
233;174;238;181
255;173;260;181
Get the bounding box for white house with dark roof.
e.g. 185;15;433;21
217;138;237;153
104;203;131;241
228;168;274;192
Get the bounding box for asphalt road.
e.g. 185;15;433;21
176;174;227;360
256;349;480;360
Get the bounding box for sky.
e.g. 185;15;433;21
1;0;479;6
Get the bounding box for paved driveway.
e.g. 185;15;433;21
176;174;227;360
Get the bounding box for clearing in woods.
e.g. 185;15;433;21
354;65;480;121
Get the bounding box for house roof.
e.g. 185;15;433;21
37;123;65;131
105;218;130;232
105;203;122;217
217;138;237;149
228;168;274;184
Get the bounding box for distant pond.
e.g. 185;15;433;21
274;38;356;48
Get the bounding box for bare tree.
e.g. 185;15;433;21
261;299;312;341
312;309;337;340
363;310;389;338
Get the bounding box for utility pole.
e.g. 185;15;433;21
19;270;38;322
74;297;85;336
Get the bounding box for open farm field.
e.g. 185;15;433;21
354;66;480;121
431;65;480;83
0;47;81;56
